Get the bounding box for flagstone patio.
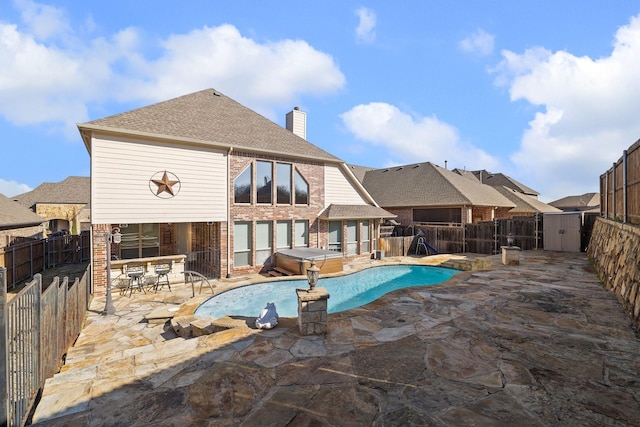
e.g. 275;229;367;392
30;251;640;426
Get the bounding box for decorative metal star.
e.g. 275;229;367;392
152;171;179;196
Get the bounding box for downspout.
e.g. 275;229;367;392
226;146;233;278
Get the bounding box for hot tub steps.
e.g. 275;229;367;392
269;267;296;277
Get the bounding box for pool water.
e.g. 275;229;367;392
195;265;458;319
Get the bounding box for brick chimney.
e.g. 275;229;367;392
286;107;306;139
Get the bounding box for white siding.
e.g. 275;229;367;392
324;165;368;207
91;134;228;224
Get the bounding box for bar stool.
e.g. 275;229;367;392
154;263;171;292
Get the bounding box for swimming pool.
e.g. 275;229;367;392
195;264;458;319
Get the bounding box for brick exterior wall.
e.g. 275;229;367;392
91;224;111;296
228;152;324;275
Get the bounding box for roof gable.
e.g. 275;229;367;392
0;193;45;228
14;176;90;208
78;89;341;163
495;186;561;213
470;170;539;196
361;162;515;208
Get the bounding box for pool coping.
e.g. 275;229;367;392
169;253;493;338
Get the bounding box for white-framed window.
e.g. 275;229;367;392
276;221;291;250
346;220;358;255
362;220;370;253
234;222;252;267
295;220;309;247
328;221;342;252
256;221;272;265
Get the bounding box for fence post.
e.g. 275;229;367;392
1;268;7;426
612;162;616;220
623;150;628;223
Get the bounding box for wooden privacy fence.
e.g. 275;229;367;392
600;139;640;224
0;231;90;290
0;266;91;427
379;216;543;257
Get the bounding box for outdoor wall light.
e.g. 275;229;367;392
306;259;320;291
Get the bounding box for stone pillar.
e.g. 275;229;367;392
296;287;330;335
501;246;521;265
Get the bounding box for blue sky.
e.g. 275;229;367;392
1;1;640;202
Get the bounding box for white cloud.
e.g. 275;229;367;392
15;0;71;40
494;14;640;201
459;28;494;56
340;102;499;170
355;7;376;44
0;2;345;132
0;179;31;197
132;24;345;117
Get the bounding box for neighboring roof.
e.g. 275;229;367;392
469;170;539;196
361;162;516;208
0;193;46;228
549;193;600;210
78;88;341;164
346;164;375;183
318;204;396;220
494;186;562;214
14;176;90;208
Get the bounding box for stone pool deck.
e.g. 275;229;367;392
31;251;640;426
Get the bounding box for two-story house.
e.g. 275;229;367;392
77;89;394;294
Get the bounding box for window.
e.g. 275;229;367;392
234;165;252;204
295;220;309;247
256;221;272;265
277;163;292;204
234;222;252;267
294;169;309;205
257;161;272;204
119;223;159;259
276;221;291;250
362;220;370;253
328;221;342;252
346;220;358;255
413;208;461;224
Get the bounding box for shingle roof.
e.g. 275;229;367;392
549;193;600;210
318;204;396;220
78;89;341;163
361;162;516;208
494;186;561;214
470;170;539;196
0;193;46;228
14;176;90;208
346;164;375;183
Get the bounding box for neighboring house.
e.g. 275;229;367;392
459;169;540;198
0;193;46;249
550;193;600;212
13;176;91;236
360;162;516;225
493;186;561;217
77;88;394;292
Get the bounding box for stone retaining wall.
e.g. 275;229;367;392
587;216;640;329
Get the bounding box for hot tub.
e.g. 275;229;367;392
275;248;344;275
